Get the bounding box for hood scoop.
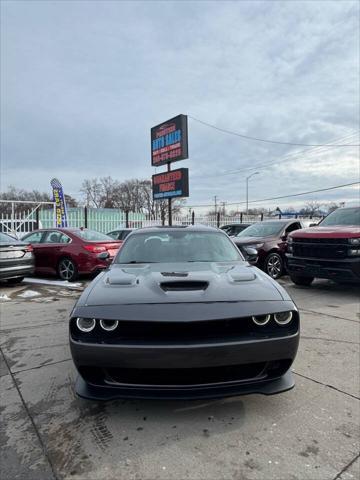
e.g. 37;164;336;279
229;271;256;282
160;280;209;292
161;272;189;278
105;272;136;286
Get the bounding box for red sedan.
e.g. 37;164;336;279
21;228;122;281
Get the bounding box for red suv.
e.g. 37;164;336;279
287;207;360;285
22;228;121;281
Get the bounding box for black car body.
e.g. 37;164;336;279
232;220;303;279
70;226;299;400
220;224;251;237
0;232;34;283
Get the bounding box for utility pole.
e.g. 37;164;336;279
246;172;259;214
214;195;218;215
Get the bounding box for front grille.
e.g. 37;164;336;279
294;238;349;244
105;363;267;386
293;243;347;259
70;315;298;345
79;360;292;387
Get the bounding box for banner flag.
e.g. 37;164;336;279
50;178;68;227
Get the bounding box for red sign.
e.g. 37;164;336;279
152;168;189;200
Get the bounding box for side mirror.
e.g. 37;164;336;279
281;234;287;241
98;251;110;260
309;223;318;227
244;247;258;265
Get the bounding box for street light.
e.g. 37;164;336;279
246;172;259;214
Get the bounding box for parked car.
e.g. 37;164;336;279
220;224;251;237
0;232;34;283
21;228;121;281
106;228;133;241
232;220;303;279
287;207;360;285
69;225;299;400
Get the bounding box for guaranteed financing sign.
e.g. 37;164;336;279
152;168;189;200
151;114;188;167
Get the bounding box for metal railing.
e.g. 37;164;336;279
0;202;324;236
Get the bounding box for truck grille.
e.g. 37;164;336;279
294;238;349;245
292;242;348;259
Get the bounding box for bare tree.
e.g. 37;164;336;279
80;178;103;208
300;201;322;216
0;186;52;214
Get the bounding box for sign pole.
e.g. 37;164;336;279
167;162;172;226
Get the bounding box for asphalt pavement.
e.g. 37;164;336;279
0;276;359;480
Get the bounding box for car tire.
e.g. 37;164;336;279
57;257;78;282
7;277;24;284
290;275;314;286
264;252;284;279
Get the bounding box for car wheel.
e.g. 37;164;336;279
7;277;24;284
58;258;78;282
290;275;314;286
265;253;284;279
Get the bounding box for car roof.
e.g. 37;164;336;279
131;225;219;234
108;228;133;232
221;223;250;227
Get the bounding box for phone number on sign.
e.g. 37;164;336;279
153;148;182;164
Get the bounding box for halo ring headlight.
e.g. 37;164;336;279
252;314;271;326
100;319;119;331
76;317;96;332
274;311;293;325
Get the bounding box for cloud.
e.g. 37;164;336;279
1;0;359;209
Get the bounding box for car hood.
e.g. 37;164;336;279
232;236;271;245
77;262;289;308
290;226;360;239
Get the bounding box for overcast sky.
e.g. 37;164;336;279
1;0;359;210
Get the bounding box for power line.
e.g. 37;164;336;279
186;181;360;208
189;116;360;147
193;132;359;179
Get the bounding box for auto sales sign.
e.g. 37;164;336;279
151;114;188;166
152;168;189;200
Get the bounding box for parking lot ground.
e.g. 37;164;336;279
1;277;359;480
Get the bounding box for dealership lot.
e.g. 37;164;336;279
0;278;359;480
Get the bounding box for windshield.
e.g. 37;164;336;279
74;229;114;242
320;208;360;227
0;232;17;242
236;222;286;238
115;231;243;263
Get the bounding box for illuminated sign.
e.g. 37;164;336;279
151;114;188;166
152;168;189;200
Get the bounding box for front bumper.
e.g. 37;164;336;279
70;333;299;400
75;370;295;400
286;255;360;282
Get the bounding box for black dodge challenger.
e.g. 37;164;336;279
70;226;299;400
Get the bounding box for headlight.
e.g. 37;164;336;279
274;311;293;325
349;248;360;256
76;317;96;332
252;314;271;326
99;319;119;331
349;238;360;245
249;243;263;249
